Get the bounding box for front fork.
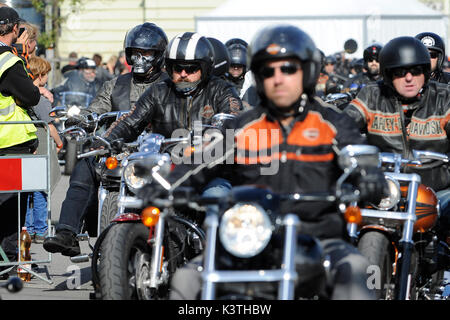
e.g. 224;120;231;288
149;211;166;289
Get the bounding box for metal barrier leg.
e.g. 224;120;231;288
0;120;55;285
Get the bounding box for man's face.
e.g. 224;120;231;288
324;63;334;74
367;59;380;75
391;65;425;99
429;49;439;72
261;58;303;108
171;63;202;83
81;68;97;83
229;64;244;78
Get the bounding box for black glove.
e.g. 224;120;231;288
90;137;110;151
137;184;169;207
65;116;82;128
354;167;389;204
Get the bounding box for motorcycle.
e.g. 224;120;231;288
128;144;378;300
349;150;450;300
87;113;236;299
49;91;94;175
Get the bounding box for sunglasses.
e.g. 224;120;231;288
367;58;378;63
391;66;424;78
172;64;201;74
260;62;302;79
429;51;439;59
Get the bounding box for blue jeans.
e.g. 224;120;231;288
201;177;232;216
25;191;48;236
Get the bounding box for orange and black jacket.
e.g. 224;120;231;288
168;97;367;240
344;81;450;191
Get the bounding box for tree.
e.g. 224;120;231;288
31;0;84;50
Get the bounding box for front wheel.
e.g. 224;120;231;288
358;231;394;299
100;191;119;234
97;223;168;300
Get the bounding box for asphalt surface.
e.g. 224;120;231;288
0;170;96;300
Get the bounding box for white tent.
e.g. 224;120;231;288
195;0;447;57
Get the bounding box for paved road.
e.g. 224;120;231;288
1;170;97;300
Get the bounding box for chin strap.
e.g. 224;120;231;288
264;93;309;119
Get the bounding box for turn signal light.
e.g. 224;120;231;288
105;157;118;170
141;206;160;227
344;206;362;225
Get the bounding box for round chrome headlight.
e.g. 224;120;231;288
123;162;148;191
219;203;273;258
372;176;401;210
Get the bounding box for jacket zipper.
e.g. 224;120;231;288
395;99;410;158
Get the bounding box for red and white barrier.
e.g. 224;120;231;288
0;157;48;191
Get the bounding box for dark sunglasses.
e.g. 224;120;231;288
173;64;201;74
367;58;378;63
391;66;424;78
260;63;301;79
429;51;439;59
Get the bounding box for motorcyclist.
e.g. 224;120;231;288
51;57;101;108
206;37;230;79
88;22;169;114
316;55;346;96
158;24;387;300
344;36;450;249
344;44;383;94
43;32;243;257
224;41;247;95
415;32;450;84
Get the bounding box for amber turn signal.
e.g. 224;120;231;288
105;157;118;170
141;206;160;227
344;206;362;225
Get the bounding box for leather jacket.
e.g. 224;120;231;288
89;71;169;114
104;75;243;142
168;97;368;240
344;81;450;190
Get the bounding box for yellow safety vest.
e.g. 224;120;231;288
0;51;37;149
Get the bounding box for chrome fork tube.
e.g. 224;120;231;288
201;213;219;300
149;212;165;289
97;186;108;236
278;214;300;300
397;177;419;300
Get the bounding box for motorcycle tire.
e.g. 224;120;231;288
64;138;78;176
358;231;394;299
98;223;166;300
100;191;119;234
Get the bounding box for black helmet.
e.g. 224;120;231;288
225;38;248;49
165;32;215;95
124;22;168;75
363;44;383;63
379;36;431;85
324;55;336;65
415;32;446;71
249;24;321;98
76;57;96;70
228;43;247;67
207;37;231;77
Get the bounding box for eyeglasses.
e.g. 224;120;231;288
172;64;201;74
391;66;424;78
429;51;439;59
367;58;378;63
260;62;302;79
230;64;244;70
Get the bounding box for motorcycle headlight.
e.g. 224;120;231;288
219;203;273;258
372;176;400;210
123;162;148;191
67;106;81;117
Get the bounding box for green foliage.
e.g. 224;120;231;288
31;0;84;49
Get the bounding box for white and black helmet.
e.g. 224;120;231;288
165;32;215;82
